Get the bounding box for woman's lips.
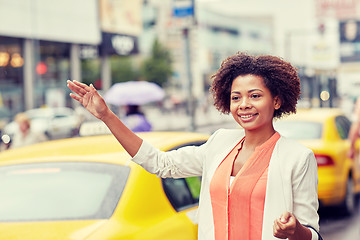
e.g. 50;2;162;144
239;113;258;121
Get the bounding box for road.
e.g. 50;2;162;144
319;198;360;239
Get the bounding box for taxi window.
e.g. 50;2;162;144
162;140;205;211
335;116;351;139
162;177;201;211
0;162;129;222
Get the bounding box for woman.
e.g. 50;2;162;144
10;112;48;149
67;52;320;240
122;104;152;132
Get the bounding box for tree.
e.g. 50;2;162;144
141;38;173;87
81;59;100;86
81;56;140;88
110;56;140;84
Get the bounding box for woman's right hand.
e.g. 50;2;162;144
67;80;110;120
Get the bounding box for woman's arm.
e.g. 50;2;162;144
67;80;142;157
273;148;320;240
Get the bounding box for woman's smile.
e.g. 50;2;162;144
230;74;279;133
238;113;258;121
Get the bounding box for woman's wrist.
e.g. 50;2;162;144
289;220;312;240
99;108;116;122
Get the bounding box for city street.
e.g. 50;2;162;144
147;105;238;133
2;1;360;239
319;199;360;239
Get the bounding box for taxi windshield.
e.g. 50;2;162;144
0;162;130;222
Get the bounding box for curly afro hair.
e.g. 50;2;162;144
209;52;301;119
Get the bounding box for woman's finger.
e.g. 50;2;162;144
69;93;83;104
273;222;287;239
72;80;92;91
67;80;88;96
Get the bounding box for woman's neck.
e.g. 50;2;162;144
243;127;276;150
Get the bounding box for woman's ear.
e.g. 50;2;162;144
274;96;281;110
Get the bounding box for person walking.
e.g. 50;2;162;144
10;112;48;149
122;104;152;132
67;52;321;240
348;97;360;159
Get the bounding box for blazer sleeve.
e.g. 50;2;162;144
131;130;220;178
291;148;320;237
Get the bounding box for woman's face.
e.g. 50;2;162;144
230;74;280;132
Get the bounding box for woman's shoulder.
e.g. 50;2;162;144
275;135;316;166
277;135;312;153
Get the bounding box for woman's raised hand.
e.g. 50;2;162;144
68;80;143;156
67;80;110;120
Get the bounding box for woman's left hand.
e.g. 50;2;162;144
273;212;312;240
273;212;296;239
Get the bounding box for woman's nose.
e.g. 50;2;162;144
239;98;250;109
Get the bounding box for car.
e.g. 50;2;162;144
2;107;82;141
0;107;11;132
0;107;11;126
0;107;12;149
274;108;360;214
0;131;209;240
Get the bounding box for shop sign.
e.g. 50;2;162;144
80;45;99;59
99;0;142;36
100;32;138;56
339;20;360;62
171;0;195;29
316;0;360;19
173;0;194;18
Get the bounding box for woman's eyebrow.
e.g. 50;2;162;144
231;89;264;94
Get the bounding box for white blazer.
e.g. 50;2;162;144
132;129;320;240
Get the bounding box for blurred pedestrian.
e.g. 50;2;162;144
122;104;152;132
10;112;48;149
67;52;321;240
348;97;360;159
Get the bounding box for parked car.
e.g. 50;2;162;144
0;107;11;132
2;107;81;142
0;131;209;240
0;107;12;149
274;108;360;214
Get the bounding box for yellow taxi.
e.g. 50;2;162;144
0;131;209;240
274;108;360;215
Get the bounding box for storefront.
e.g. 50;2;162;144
32;41;71;108
0;36;24;116
0;0;101;117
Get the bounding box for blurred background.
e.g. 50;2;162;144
0;0;360;238
1;0;359;132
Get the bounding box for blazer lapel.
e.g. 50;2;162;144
207;134;244;182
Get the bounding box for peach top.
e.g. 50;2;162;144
209;132;280;240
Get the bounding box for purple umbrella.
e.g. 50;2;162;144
104;81;165;106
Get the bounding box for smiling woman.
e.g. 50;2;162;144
229;74;281;133
67;52;320;240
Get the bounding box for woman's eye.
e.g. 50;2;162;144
251;94;260;99
231;96;239;101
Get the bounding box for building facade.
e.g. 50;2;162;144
0;0;142;118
